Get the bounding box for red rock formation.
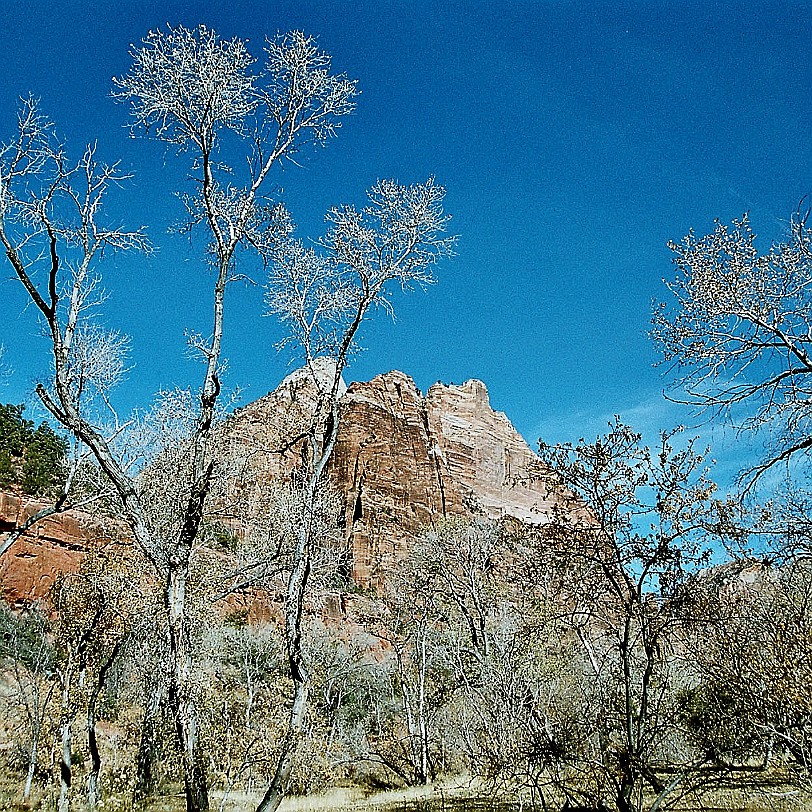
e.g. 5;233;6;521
1;366;573;597
328;371;456;584
0;492;121;605
328;372;565;584
217;365;570;584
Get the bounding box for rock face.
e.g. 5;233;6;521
0;367;570;597
0;492;119;605
218;367;567;585
425;378;559;525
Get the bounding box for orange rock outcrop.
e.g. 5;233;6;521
0;491;121;605
1;367;571;598
327;372;564;584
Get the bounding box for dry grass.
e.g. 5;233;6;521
1;771;810;812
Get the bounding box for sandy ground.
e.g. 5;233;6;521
219;779;489;811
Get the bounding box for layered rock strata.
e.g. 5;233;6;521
0;366;570;598
219;367;566;585
0;491;121;605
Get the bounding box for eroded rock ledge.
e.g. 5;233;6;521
1;368;569;598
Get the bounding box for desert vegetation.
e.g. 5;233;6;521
1;432;811;812
0;18;811;812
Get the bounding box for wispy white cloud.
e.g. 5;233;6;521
0;345;9;390
531;388;758;494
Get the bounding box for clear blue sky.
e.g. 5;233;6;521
1;0;810;466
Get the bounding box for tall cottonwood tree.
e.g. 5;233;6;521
249;176;455;812
0;24;356;812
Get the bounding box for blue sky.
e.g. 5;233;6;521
1;0;811;476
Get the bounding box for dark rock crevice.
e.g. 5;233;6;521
419;397;447;517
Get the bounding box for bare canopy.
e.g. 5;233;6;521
652;210;812;487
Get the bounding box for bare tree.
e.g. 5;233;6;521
389;520;502;785
247;176;455;812
203;620;284;810
0;107;132;557
652;210;812;488
43;551;141;812
0;605;57;804
50;572;108;812
376;564;444;787
539;421;723;812
681;556;812;779
407;520;568;802
381;519;579;804
1;24;357;812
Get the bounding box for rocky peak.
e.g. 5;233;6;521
1;367;573;599
209;366;567;584
276;357;348;400
325;371;565;583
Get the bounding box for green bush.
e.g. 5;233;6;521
0;450;14;489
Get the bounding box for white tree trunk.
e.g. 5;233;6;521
58;706;72;812
23;736;37;802
167;564;209;812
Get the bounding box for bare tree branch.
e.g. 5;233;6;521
653;212;812;485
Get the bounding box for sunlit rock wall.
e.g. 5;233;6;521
1;364;573;599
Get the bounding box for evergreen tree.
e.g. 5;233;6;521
0;403;67;496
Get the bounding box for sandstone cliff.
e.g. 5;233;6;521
219;367;566;585
0;367;569;598
0;491;122;604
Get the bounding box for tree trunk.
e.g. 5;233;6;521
23;735;37;802
254;678;310;812
134;670;164;804
58;715;72;812
87;637;123;810
396;649;426;786
167;564;209;812
58;655;74;812
615;753;635;812
255;385;346;812
417;623;430;784
19;667;50;803
87;701;101;809
255;510;313;812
